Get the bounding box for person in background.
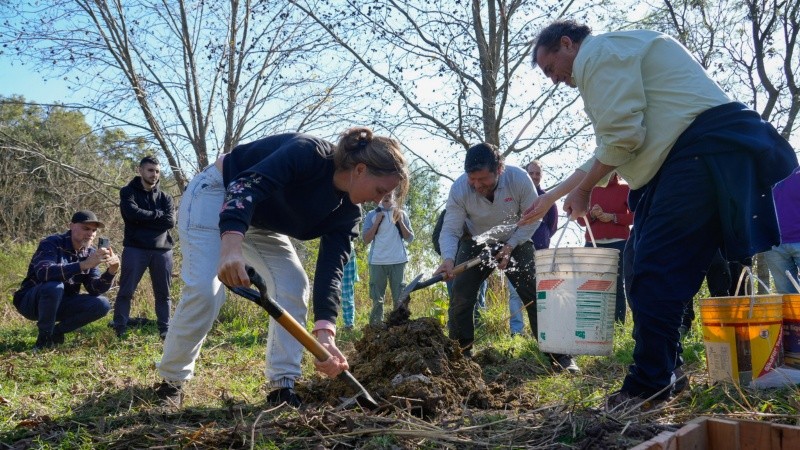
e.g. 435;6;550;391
155;127;408;409
523;19;797;408
13;211;119;349
436;143;579;373
362;191;414;325
507;160;558;335
111;156;176;339
763;167;800;294
432;209;488;322
340;246;359;330
576;172;632;323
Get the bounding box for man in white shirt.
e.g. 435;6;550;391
436;143;579;373
522;20;797;408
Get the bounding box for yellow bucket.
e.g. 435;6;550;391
699;295;784;385
783;294;800;369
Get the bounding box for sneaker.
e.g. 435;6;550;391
266;387;302;407
155;381;184;408
551;354;581;374
159;330;168;341
114;326;128;338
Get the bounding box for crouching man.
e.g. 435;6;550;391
13;210;120;349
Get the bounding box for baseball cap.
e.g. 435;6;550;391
71;210;105;228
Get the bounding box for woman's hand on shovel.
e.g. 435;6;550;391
313;328;350;378
218;232;250;287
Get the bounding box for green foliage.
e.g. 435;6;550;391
403;165;443;272
0;96;149;241
32;427;94;450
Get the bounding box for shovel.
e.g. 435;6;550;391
228;265;379;410
395;246;497;313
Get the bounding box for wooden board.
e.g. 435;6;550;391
628;416;800;450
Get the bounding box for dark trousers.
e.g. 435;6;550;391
706;249;732;297
586;239;628;323
113;247;173;333
622;155;723;399
449;239;537;349
14;282;111;335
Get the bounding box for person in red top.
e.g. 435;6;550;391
577;172;633;322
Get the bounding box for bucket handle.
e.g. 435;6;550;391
786;270;800;293
549;216;595;272
585;215;598;248
733;266;771;319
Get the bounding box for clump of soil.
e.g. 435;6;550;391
300;317;488;418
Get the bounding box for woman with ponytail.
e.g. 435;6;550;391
156;128;408;408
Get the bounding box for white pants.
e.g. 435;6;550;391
158;165;309;389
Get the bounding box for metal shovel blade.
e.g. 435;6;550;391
395;273;425;311
228;267;378;409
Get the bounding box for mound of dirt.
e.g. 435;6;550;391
300;317;488;418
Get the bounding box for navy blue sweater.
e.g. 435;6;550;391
220;133;361;323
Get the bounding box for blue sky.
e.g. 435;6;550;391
0;58;75;104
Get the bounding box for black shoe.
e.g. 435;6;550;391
551;354;581;374
115;326;128;338
33;330;63;350
51;331;65;345
155;381;183;408
672;367;689;395
266;387;302;407
159;330;168;341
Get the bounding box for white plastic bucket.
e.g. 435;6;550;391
535;247;619;356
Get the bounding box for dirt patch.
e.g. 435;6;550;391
300;317;489;418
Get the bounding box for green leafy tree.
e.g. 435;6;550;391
0;96;145;241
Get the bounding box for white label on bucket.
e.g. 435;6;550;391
575;291;614;340
705;341;734;383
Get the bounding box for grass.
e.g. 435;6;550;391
1;242;800;448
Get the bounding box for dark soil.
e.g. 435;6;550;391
293;316;674;448
300;316;489;418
